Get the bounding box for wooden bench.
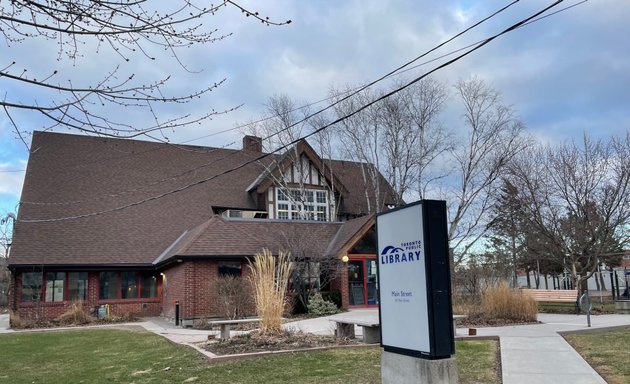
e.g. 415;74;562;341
331;319;380;344
522;289;579;312
207;318;260;340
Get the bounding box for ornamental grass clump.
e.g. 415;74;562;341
481;283;537;322
56;300;92;325
248;248;292;335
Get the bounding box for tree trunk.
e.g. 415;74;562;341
526;270;531;288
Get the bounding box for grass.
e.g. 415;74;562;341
564;326;630;384
538;302;617;314
0;329;499;384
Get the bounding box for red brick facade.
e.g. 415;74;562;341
11;258;353;322
13;271;162;321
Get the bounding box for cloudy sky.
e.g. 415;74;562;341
0;0;628;215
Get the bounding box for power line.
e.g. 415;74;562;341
22;1;522;206
19;0;569;223
182;0;588;146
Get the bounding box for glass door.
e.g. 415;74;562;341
348;260;365;306
348;258;378;307
366;260;378;305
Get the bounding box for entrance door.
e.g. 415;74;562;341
348;257;378;307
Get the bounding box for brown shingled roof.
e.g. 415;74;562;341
159;215;344;262
10;131;393;267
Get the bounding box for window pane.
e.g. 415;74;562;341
45;272;65;302
68;272;88;301
278;189;288;201
305;191;314;202
290;190;301;202
99;272;119;300
219;262;242;277
21;272;42;303
140;273;157;299
316;191;327;203
121;271;139;299
316;206;327;221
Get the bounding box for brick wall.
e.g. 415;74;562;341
162;259;255;321
14;271;162;321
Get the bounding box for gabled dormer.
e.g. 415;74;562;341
247;140;348;221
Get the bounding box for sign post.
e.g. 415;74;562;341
377;200;457;383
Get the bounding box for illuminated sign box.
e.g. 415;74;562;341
376;200;454;359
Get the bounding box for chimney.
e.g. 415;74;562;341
243;135;263;152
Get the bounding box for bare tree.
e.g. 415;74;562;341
447;77;529;266
241;94;310;152
508;134;630;293
1;1;289;145
381;78;449;204
329;85;384;213
0;213;15;307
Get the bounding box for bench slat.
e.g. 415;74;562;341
522;289;578;303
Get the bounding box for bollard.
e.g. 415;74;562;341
175;300;180;326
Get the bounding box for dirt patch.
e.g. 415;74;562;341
202;330;359;356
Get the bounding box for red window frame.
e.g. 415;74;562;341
97;271;160;302
19;271;88;304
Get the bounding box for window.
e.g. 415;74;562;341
99;272;119;300
68;272;88;301
140;274;158;299
21;271;42;303
275;188;329;221
277;203;289;220
121;272;139;299
219;262;242;277
45;272;65;302
99;271;158;300
21;271;88;303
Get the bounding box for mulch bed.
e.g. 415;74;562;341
203;330;359;356
459;313;540;327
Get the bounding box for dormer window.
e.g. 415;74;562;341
276;187;329;221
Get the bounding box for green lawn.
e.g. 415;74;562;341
564;326;630;384
0;329;499;384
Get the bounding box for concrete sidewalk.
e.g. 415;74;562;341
476;313;630;384
0;313;12;333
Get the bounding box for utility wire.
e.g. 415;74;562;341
20;0;568;223
21;0;523;207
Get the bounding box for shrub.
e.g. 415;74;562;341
9;310;21;328
307;293;338;316
478;283;537;322
322;290;342;308
56;300;93;325
248;248;292;335
217;275;252;319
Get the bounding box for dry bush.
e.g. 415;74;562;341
479;283;537;322
56;300;93;325
9;310;21;328
217;275;252;319
248;248;292;335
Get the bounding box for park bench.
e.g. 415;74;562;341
522;289;579;313
331;319;381;344
332;314;466;342
207;318;261;340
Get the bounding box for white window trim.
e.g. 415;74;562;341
276;187;329;221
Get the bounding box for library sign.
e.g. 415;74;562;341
376;200;455;359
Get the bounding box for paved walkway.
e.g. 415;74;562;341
0;313;12;333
